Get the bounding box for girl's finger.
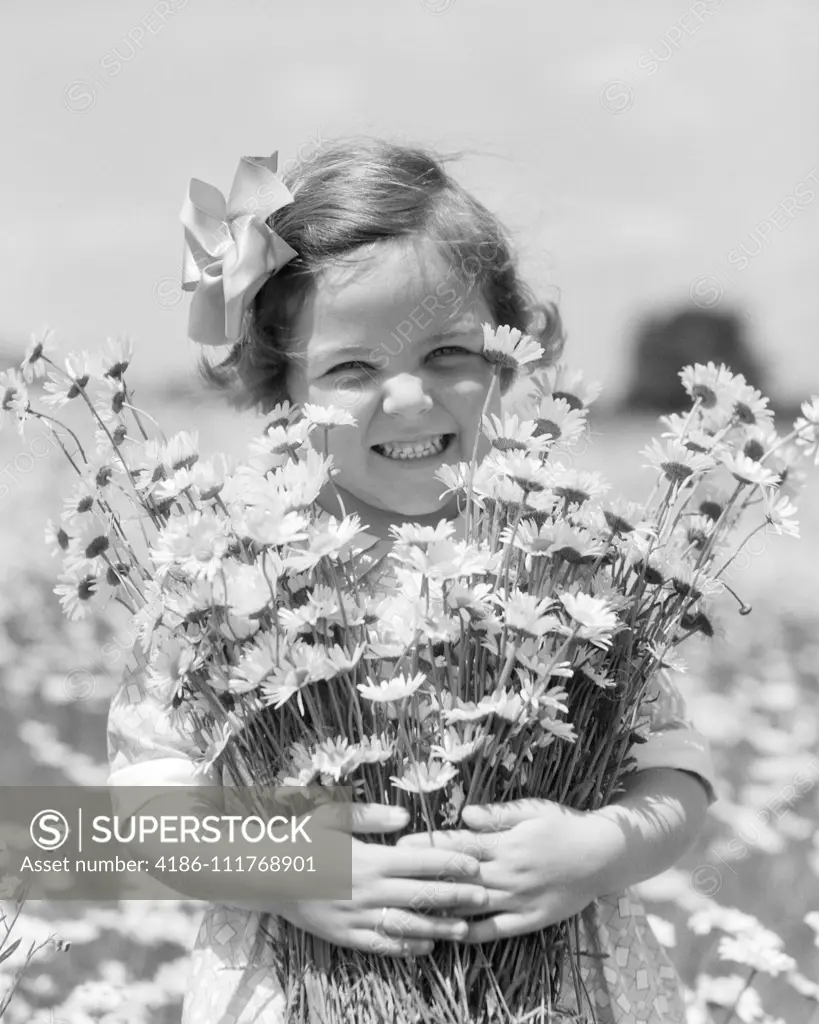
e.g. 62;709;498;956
397;879;489;913
462;911;531;944
396;829;474;849
315;802;410;834
375;907;471;943
350;803;411;833
388;846;482;879
365;932;434;958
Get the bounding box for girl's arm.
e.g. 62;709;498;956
585;764;709;895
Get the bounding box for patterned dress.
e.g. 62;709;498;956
107;527;717;1024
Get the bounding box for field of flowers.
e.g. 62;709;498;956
1;390;818;1024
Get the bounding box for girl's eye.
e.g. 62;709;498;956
431;345;474;358
329;360;376;374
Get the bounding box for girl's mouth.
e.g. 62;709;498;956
372;434;454;462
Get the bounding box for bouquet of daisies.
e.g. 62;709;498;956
4;326;817;1023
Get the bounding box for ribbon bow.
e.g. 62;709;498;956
179;153;298;346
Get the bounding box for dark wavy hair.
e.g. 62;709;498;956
198;137;565;413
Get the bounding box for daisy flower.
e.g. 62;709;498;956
694;485;733;522
531;395;588;447
54;567;115;621
100;336;133;380
794;396;819;464
63;517;112;572
430;726;488;763
249;419;312;462
41;351;99;408
659;412;725;456
391;759;459;794
216;561;276;618
286;514;363;572
770;443;809;499
279;742;319;788
560;592;619;644
763;492;799;538
302;403;356;429
548;464;610;506
679;602;718;639
323;642;366;676
481;412;550;455
144;638;195;701
357;671;427;703
536;363;603;410
642;439;716;484
470;459;526;507
272;449;334;510
685;513;716;551
601;497;644;536
482;323;544;371
390;519;456;548
493;452;551;493
93;374;128;425
226;634;279;692
504;519;556;556
623;533;667;585
538;716;577;742
435;460;471;503
679;362;740;410
355;733;395;765
150;509;231;581
547;522;607;563
233;504;310;549
60;476;101;523
313;738;360;782
45;518;74;557
502;591;561;640
720;451;780;488
739;423;778;463
731;379;773;426
19;327;55;383
0;368;29;433
160;430;199;473
444;580;495;618
194;720;240;779
263;401;297;429
667;558;723;602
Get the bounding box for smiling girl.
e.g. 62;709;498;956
109;138;716;1023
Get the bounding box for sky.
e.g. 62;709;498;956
1;0;818;400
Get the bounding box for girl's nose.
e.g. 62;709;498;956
381;373;434;418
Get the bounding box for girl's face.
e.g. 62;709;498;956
286;236;501;524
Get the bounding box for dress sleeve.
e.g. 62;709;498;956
631;669;718;804
107;642;218;815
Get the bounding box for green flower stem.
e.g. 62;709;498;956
464;369;500;540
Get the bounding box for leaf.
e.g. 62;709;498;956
0;938;21;964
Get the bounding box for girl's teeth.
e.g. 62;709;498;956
377;435;447;460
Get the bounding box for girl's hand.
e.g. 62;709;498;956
275;803;489;957
396;798;619;943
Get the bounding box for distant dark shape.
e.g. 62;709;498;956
622;308;768;413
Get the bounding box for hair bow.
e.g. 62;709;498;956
179;153;298;346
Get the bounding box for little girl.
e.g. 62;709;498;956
108;138;718;1023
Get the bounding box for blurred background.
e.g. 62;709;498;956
1;1;818;1021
